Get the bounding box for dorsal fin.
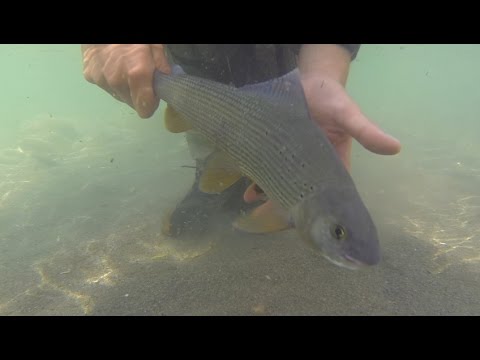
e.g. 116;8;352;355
237;69;312;123
239;68;306;103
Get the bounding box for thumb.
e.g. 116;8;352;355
341;107;401;155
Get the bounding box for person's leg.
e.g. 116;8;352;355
162;130;253;238
161;45;299;238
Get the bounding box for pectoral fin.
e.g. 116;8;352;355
164;105;192;133
233;200;292;234
199;151;243;194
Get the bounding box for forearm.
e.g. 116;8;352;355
298;44;355;86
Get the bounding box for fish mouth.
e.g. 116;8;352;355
321;253;369;270
343;254;369;268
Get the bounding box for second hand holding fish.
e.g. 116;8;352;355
244;44;401;203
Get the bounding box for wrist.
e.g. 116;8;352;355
298;44;352;86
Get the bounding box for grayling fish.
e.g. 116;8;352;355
154;66;380;269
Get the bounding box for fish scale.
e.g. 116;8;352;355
154;69;349;209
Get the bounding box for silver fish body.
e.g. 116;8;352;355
154;68;380;268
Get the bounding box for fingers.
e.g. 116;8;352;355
102;56;133;105
81;44;164;119
127;64;160;118
127;44;170;118
335;139;353;171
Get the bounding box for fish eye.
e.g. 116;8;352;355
330;224;347;240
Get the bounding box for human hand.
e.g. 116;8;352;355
243;44;401;203
81;44;171;118
243;76;401;202
300;72;401;170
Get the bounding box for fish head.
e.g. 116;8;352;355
291;187;380;270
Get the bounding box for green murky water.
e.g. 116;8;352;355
0;45;479;315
